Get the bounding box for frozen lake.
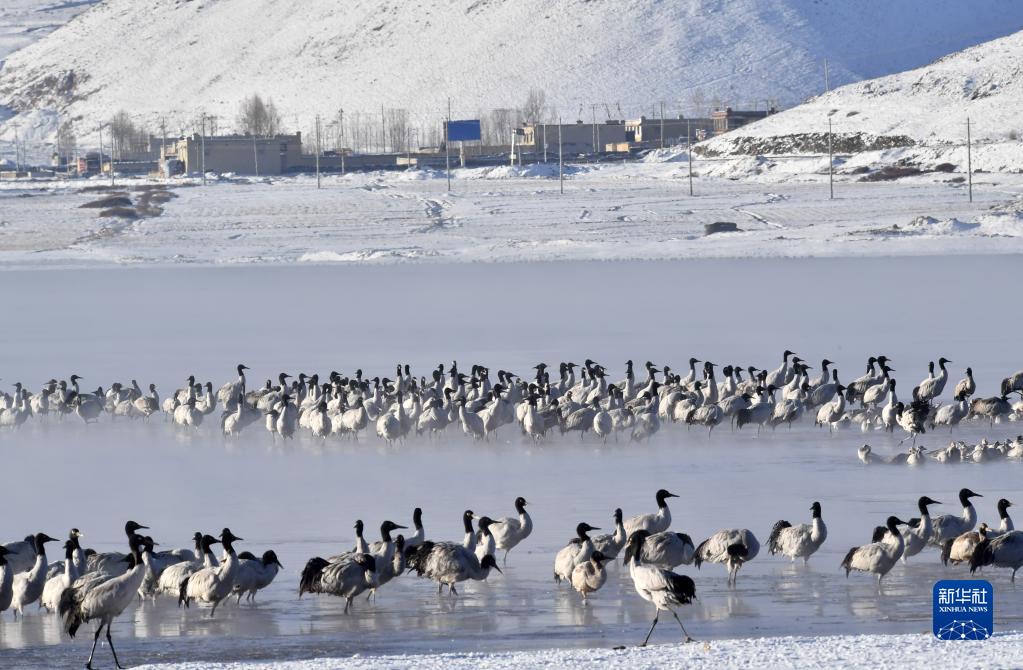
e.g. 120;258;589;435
1;256;1022;668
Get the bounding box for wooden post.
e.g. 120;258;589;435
966;117;973;203
445;98;451;191
200;113;207;185
687;118;693;196
828;116;834;200
558;117;563;194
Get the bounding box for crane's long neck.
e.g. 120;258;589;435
219;547;238;580
520;510;532;534
1000;506;1014;533
613;519;626;544
28;549;46;579
890;530;904;556
919;513;932;538
962;502;977;527
810;516;826;543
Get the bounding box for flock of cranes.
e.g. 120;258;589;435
3;354;1023;444
2;351;1022;665
4;487;1022;667
0;523;281;669
858;435;1023;465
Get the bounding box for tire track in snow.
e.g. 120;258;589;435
731;194;787;230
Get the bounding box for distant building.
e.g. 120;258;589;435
518;121;628;155
625;116;715;147
711;107;777;135
163;133;304;175
76;152;109;175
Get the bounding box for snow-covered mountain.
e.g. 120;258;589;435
696;28;1023;169
2;0;1023;156
0;0;100;64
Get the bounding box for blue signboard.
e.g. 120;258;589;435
933;580;993;640
446;119;482;142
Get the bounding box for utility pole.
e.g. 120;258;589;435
11;121;20;172
824;58;830;93
591;104;597;157
252;133;259;177
966;117;973;203
687;118;693;196
827;116;834;199
160;117;167;180
200;112;207;185
445;98;451;192
339;107;345;176
315;114;321;189
97;124;103;178
558;116;563;194
660;101;665;150
542;123;547;163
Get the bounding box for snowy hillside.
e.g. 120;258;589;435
2;0;1023;153
697;28;1023;163
0;0;99;64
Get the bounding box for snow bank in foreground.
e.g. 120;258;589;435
137;632;1023;670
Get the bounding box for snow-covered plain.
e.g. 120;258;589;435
1;257;1022;669
1;164;1021;268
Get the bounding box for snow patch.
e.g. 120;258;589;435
134;632;1023;670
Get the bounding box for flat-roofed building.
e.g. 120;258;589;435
163;133;303;175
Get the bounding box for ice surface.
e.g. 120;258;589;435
0;257;1021;669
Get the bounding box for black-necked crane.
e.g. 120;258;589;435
59;532;153;670
489;497;532;565
553;522;599;584
970;530;1023;581
623;531;697;646
10;532;58;618
694;528;760;587
570;550;611;603
931;488;982;547
954;367;976;400
232;550;283;604
901;496;941;563
179;528;243;618
943;523;992;566
767;501;827;564
592;508;627;560
841;516;907;589
624;489;677;537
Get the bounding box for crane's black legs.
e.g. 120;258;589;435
671;610;694;643
86;623;104;669
107;623;124;669
640;610;659;646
